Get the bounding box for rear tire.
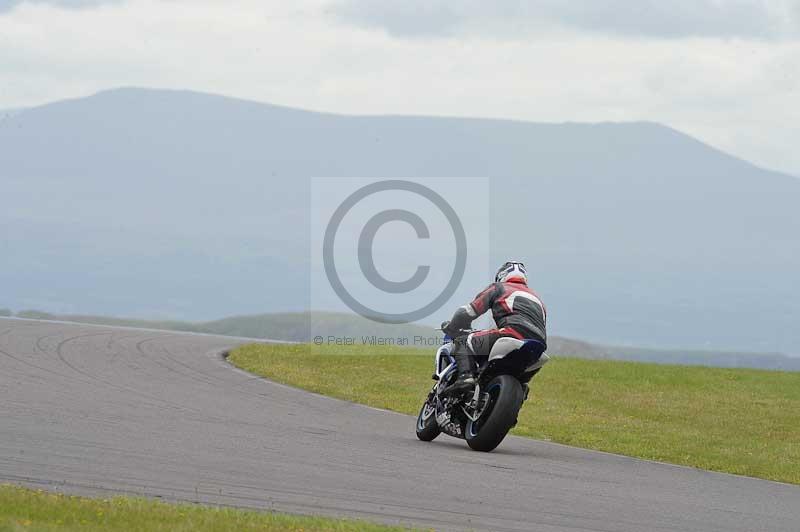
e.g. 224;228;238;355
415;400;440;441
465;375;523;452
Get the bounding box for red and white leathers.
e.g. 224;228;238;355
446;278;547;362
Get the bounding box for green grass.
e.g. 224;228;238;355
0;485;413;532
229;343;800;485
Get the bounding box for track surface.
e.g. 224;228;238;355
1;319;798;531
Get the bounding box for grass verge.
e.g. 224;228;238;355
229;343;800;485
0;485;413;532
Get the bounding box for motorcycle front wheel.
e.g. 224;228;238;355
465;374;524;452
415;399;441;441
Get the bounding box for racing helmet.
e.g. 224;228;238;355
495;261;527;283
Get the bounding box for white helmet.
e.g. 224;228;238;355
495;261;527;283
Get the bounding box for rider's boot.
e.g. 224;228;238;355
448;346;476;394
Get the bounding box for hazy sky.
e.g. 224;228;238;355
2;0;799;176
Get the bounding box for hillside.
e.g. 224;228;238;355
6;310;800;371
9;310;435;343
2;88;799;354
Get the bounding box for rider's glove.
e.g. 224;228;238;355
441;320;458;338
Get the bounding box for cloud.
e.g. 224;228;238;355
0;0;121;13
542;0;799;39
330;2;465;37
331;0;800;40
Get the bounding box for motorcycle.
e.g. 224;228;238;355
415;329;550;452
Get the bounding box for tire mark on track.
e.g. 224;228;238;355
134;336;223;388
49;331;277;429
137;336;321;410
138;339;303;430
128;336;294;421
156;341;297;402
0;347;48;382
0;328;45;381
52;331;219;417
0;341;86;383
0;328;63;382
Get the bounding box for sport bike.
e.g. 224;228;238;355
415;329;549;452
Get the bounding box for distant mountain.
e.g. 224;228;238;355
2;88;799;354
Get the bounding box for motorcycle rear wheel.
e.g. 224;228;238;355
465;374;523;452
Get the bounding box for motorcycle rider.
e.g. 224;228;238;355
442;261;547;393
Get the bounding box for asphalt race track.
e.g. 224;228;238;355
1;318;798;531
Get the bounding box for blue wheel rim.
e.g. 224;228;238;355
468;382;501;437
418;403;435;430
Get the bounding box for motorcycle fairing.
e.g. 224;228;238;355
488;337;546;363
434;342;457;382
